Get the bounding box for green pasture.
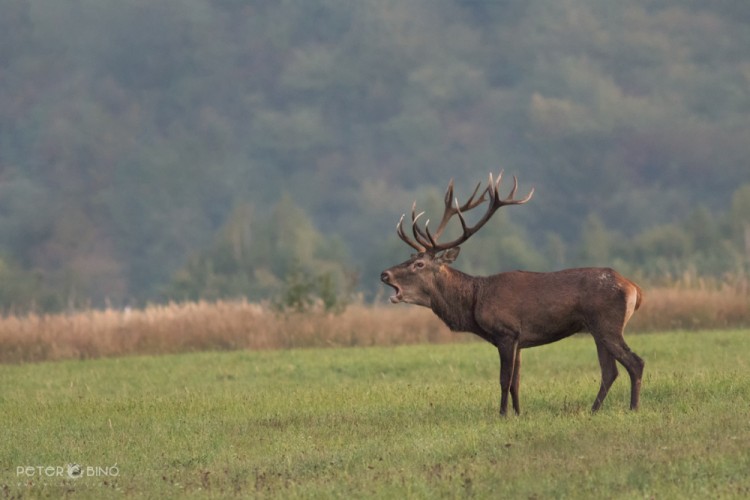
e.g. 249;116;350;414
2;330;749;498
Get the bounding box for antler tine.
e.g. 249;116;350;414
496;174;534;207
443;179;455;207
410;201;425;225
506;175;518;200
396;213;425;252
442;177;485;213
410;202;433;248
459;181;486;211
430;179;488;242
453;196;470;233
487;170;504;201
521;186;535;203
410;200;431;243
423;219;439;247
434;180;459;240
411;210;426;226
411;211;430;248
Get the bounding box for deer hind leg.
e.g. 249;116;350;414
623;345;645;410
591;340;618;412
599;336;645;410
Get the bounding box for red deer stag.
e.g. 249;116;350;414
380;172;644;415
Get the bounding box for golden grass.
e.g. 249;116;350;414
0;301;458;364
0;285;747;364
630;283;750;331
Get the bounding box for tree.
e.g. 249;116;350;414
164;196;352;310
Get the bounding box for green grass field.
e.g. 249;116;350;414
2;330;749;499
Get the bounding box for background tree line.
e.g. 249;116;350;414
0;0;749;311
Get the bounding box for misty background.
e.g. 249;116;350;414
1;0;749;311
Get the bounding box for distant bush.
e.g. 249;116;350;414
273;267;349;313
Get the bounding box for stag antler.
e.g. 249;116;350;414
396;171;534;253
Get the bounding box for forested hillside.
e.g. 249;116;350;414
1;0;749;310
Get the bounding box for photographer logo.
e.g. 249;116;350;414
16;463;119;480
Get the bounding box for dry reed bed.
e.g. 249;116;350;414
0;286;748;364
0;302;457;363
630;285;750;331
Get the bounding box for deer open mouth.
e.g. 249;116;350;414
388;285;403;303
380;271;403;303
382;282;402;303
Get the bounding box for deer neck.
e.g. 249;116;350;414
430;266;480;333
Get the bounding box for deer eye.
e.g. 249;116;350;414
414;261;425;269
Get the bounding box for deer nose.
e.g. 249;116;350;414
380;271;391;283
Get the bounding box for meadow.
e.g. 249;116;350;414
2;329;749;498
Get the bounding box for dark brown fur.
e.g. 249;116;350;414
381;250;644;415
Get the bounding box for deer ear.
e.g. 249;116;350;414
438;247;461;264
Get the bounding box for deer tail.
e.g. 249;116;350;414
634;284;643;311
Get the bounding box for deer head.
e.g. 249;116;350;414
381;172;534;306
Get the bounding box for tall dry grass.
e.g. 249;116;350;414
0;301;458;364
0;285;747;363
629;282;750;331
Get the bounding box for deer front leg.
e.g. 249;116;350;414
510;345;521;415
497;339;520;416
